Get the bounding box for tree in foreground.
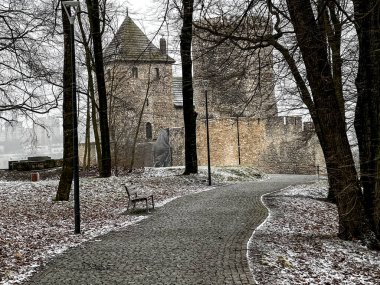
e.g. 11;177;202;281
180;0;198;174
284;0;370;242
353;0;380;238
56;0;74;201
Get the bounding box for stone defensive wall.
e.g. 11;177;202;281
170;116;325;174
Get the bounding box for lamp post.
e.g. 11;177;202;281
63;1;80;234
202;79;211;186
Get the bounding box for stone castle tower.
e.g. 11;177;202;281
192;17;278;119
104;16;183;167
104;16;183;165
104;16;183;140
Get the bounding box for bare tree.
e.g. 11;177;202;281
56;0;74;201
85;0;112;177
0;1;60;123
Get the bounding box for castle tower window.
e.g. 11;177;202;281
132;67;138;78
155;68;160;79
146;122;152;140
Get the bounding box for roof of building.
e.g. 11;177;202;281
104;16;175;64
172;77;183;107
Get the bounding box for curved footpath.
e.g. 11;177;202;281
26;175;316;285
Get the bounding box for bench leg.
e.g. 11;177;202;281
151;196;154;209
146;198;149;213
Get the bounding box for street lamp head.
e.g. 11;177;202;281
62;1;80;24
202;79;210;91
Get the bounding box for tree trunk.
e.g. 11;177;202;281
286;0;371;242
83;93;91;170
129;67;151;170
56;1;73;201
181;0;198;174
86;0;111;177
91;92;102;171
77;9;100;172
353;0;380;238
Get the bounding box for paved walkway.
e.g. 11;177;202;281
26;175;316;285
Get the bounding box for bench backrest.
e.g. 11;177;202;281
123;184;138;199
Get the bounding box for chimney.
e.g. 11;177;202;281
160;37;167;55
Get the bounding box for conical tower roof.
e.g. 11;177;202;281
104;16;174;64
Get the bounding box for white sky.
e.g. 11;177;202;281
118;0;170;38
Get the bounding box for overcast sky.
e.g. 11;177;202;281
117;0;182;73
119;0;168;37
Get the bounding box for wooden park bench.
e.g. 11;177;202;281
123;184;154;213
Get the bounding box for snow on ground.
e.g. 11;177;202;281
0;166;260;284
248;181;380;285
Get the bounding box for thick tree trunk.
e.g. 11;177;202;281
286;0;371;241
86;0;111;177
56;1;73;201
181;0;198;174
353;0;380;238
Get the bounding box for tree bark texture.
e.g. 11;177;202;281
353;0;380;238
286;0;369;241
181;0;198;174
86;0;111;177
56;1;74;201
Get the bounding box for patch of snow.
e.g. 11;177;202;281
247;181;380;284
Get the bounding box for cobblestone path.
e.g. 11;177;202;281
26;175;315;285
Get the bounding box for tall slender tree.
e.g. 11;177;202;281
56;1;74;201
181;0;198;174
86;0;112;177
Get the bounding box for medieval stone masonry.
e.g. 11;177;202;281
103;16;182;168
192;16;277;119
194;117;324;174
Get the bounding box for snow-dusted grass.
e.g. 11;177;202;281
248;181;380;285
0;166;261;284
